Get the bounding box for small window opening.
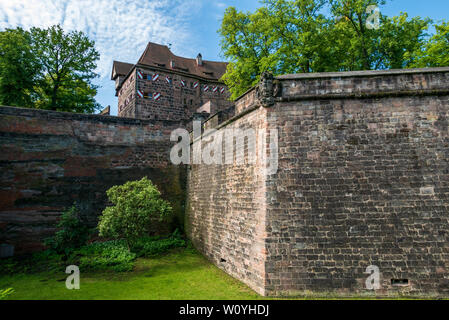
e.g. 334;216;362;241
220;258;226;263
391;279;409;286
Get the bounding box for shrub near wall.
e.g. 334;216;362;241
0;106;187;254
98;177;173;250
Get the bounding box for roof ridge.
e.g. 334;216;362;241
113;41;228;81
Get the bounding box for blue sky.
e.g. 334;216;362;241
0;0;448;115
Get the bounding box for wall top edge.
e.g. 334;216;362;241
0;106;183;127
276;67;449;81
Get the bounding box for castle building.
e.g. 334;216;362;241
111;42;233;121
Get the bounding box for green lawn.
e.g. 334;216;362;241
1;248;440;300
0;248;265;300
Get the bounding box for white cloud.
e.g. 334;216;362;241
214;2;227;9
0;0;202;79
0;0;238;113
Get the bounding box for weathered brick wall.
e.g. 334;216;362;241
235;87;258;114
118;72;136;118
265;69;449;296
186;106;269;295
0;106;186;254
187;67;449;297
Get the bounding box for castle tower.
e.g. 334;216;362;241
111;42;233;122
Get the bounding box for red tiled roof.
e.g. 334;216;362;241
111;61;134;80
137;42;228;80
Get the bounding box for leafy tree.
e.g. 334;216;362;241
264;0;338;74
220;0;336;99
98;177;173;251
330;0;387;70
0;25;100;113
219;6;272;99
44;205;91;255
30;25;100;113
376;13;430;69
34;75;100;113
408;21;449;68
331;1;430;70
219;0;435;98
0;28;39;107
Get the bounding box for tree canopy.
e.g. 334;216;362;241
0;25;100;113
219;0;448;99
0;28;39;108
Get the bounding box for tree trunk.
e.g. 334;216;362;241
50;83;59;111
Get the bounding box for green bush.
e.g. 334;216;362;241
98;177;172;250
0;232;186;275
0;258;18;274
132;230;186;257
70;240;136;272
68;231;185;272
0;250;64;275
0;288;14;300
44;205;90;254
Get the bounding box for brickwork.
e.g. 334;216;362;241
187;67;449;297
118;73;136;118
186;106;269;295
0;106;186;254
235;87;258;114
131;66;232;121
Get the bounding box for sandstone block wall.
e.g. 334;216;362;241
187;67;449;297
0;106;185;254
265;68;449;296
118;72;136;118
186;105;269;295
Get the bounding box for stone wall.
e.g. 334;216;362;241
265;68;449;296
0;106;186;254
118;71;136;118
186;104;269;295
187;67;449;297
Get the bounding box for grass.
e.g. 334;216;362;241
0;248;265;300
0;248;442;300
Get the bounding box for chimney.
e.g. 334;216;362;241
196;53;203;66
